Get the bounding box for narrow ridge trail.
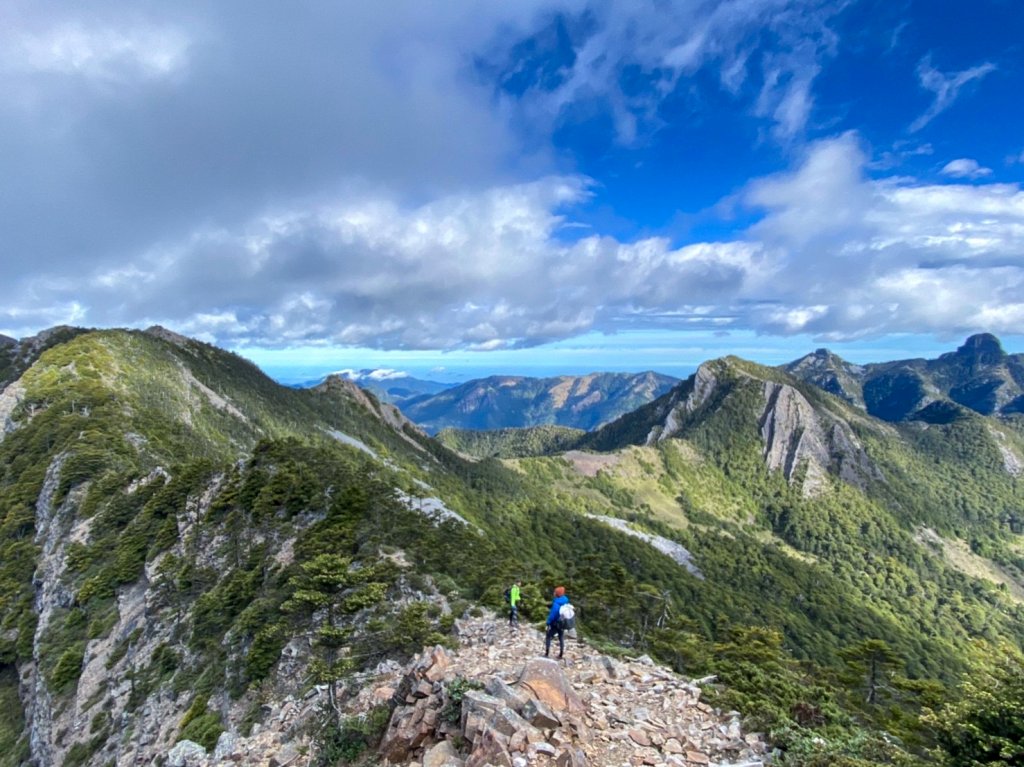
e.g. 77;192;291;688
166;615;769;766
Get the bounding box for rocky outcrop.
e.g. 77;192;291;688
589;515;704;579
759;382;831;495
22;453;77;767
759;381;879;496
0;380;25;441
646;364;718;445
148;616;767;767
317;374;429;451
373;619;768;767
991;427;1024;477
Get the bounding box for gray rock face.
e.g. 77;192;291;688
167;739;207;767
645;364;718;445
22;453;73;767
589;515;704;578
759;381;880;496
0;381;24;440
760;382;831;494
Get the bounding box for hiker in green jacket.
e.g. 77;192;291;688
507;580;522;629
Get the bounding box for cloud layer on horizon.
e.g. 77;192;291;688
6;133;1023;348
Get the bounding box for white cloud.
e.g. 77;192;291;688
910;56;996;132
941;158;992;179
2;23;190;80
7;131;1024;347
739;135;1024;338
1;5;1021;350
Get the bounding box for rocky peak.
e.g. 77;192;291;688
317;374;428;442
145;325;193;348
953;333;1005;366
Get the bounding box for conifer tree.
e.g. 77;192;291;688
283;554;387;721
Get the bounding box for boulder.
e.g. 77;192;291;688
485;677;529;713
555;748;589;767
380;702;435;763
422;646;453;682
166;740;207;767
522;698;560;730
213;731;238;760
513;659;584;715
465;725;513;767
459;690;508;738
423;739;465;767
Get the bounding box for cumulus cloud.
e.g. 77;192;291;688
910;55;996;132
0;1;535;291
738;134;1024;337
940;158;992;179
7;132;1024;346
2;176;763;348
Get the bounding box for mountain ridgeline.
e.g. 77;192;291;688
783;333;1024;423
398;371;679;434
0;327;1022;767
299;370;451;405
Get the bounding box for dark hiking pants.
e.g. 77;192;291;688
545;622;564;657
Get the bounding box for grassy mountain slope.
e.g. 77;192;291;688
0;325;88;390
436;424;585;458
399;371;678;433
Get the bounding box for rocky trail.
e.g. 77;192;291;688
167;616;769;767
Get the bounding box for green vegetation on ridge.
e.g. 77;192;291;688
1;329;1023;765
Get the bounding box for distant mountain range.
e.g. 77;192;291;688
783;333;1024;423
297;368;451;403
398;371;680;433
301;334;1024;437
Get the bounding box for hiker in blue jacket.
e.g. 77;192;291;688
544;586;570;659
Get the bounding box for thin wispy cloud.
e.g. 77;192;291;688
910;55;996;132
488;0;848;145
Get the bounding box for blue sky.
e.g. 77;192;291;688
2;1;1024;382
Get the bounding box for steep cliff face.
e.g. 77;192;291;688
23;453;71;767
759;381;880;496
643;364;718;445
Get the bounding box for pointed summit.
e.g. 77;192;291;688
781;347;865;407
